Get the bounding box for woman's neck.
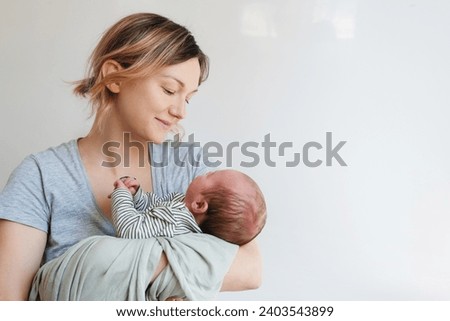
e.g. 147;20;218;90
78;108;151;172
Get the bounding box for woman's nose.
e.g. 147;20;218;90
169;100;186;119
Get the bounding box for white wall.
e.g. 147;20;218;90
1;0;450;300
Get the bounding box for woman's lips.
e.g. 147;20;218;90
155;117;172;129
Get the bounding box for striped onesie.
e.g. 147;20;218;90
110;188;202;239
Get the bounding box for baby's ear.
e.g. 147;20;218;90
190;200;208;214
190;200;208;225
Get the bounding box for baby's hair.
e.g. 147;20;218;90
199;174;266;245
73;12;209;133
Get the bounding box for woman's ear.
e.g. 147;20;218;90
101;59;122;93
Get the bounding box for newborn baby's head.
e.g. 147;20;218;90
185;169;266;245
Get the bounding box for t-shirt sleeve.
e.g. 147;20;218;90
0;155;50;232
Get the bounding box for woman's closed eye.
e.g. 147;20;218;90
162;87;175;95
163;86;194;104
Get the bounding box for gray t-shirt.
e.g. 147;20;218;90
0;139;209;263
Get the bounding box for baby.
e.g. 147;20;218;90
110;169;266;245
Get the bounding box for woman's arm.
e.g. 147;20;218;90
221;239;262;291
0;220;47;300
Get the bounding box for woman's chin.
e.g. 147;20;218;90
146;133;168;144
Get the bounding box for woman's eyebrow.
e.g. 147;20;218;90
161;75;198;93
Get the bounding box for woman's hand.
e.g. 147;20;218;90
221;239;262;291
0;220;46;300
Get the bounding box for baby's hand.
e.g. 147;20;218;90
121;176;140;195
113;178;128;190
117;176;140;195
108;176;140;198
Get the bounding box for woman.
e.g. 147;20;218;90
0;12;261;300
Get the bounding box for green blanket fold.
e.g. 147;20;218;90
29;233;238;301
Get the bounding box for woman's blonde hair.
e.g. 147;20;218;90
73;13;209;132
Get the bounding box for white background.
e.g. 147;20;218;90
1;0;450;300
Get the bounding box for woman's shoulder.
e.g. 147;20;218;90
0;139;82;237
8;139;83;191
29;139;78;164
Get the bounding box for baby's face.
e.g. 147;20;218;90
185;170;250;204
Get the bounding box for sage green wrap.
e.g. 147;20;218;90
29;233;238;301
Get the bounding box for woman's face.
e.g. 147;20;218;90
114;58;201;143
